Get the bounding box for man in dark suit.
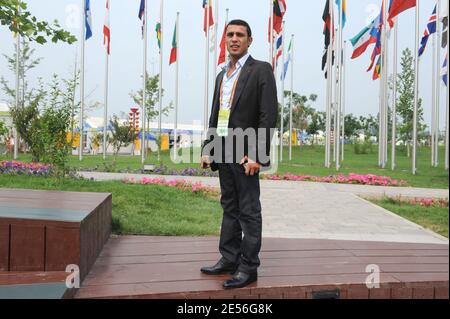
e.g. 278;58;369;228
200;19;278;289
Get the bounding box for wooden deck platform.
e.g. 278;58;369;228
75;236;449;299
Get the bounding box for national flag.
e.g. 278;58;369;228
322;0;332;49
373;55;382;80
442;17;448;48
85;0;93;40
138;0;145;37
268;0;287;42
350;18;379;59
272;35;283;68
388;0;416;27
335;0;347;28
155;22;161;50
366;27;381;72
366;2;384;72
442;53;448;86
442;0;449;48
138;0;145;20
322;0;333;76
169;23;177;65
203;0;214;34
282;38;292;80
418;5;437;57
218;23;227;66
103;0;111;55
209;26;216;52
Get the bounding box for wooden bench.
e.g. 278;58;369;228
0;188;112;282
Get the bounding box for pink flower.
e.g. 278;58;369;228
263;172;407;187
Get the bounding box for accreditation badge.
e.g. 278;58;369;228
217;109;230;137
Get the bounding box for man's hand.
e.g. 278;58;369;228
201;155;211;169
240;156;261;176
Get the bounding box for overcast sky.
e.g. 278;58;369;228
0;0;446;130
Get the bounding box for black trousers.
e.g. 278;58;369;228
217;163;262;274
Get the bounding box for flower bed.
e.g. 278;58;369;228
263;173;408;187
123;177;219;195
80;164;220;177
386;196;449;208
0;160;53;176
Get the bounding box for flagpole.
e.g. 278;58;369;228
103;0;109;161
289;34;294;161
203;0;211;138
333;24;337;164
326;47;332;168
341;40;346;162
141;0;148;164
13;5;20;160
80;0;86;161
158;0;164;162
174;12;180;161
213;0;219;78
280;21;285;162
382;0;388;169
431;31;437;166
378;62;383;167
383;3;389;168
103;46;109;160
435;0;441;167
379;0;386;168
336;0;343;171
270;0;274;66
446;4;450;170
325;44;330;168
412;0;420;175
392;17;398;171
226;8;229;29
226;8;229;65
326;0;333;168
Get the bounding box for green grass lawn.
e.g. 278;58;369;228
2;144;448;188
0;174;222;236
369;198;449;238
1;174;447;239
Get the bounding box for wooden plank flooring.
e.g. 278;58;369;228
75;236;449;299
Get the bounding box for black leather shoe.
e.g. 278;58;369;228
200;259;238;275
223;271;257;289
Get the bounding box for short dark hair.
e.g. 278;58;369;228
227;19;252;37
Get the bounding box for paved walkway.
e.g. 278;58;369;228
79;171;449;245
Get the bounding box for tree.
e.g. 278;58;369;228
359;114;378;141
2;39;45;158
279;91;317;132
40;75;73;177
2;37;43;105
306;112;321;145
1;39;45;109
343;114;361;140
130;73;173;135
396;48;426;156
316;111;326;132
0;120;8;148
109;115;137;160
89;132;103;155
0;0;76;44
9;99;43;161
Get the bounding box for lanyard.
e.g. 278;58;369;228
219;67;242;110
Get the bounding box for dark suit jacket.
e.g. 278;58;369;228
202;55;278;171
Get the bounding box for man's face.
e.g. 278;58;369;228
226;25;253;59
